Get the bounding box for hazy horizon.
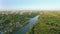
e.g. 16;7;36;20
0;0;60;10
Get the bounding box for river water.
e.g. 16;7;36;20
15;15;39;34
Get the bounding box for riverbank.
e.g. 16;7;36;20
14;15;39;34
28;12;60;34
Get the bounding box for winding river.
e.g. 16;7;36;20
15;15;39;34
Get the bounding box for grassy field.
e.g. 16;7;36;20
28;11;60;34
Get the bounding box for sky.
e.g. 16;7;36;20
0;0;60;10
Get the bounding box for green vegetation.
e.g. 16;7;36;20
2;11;60;34
28;11;60;34
0;11;39;34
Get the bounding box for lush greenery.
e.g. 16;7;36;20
28;11;60;34
0;11;39;34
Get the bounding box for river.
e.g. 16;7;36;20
15;15;39;34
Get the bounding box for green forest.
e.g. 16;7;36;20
0;11;39;34
0;11;60;34
28;11;60;34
